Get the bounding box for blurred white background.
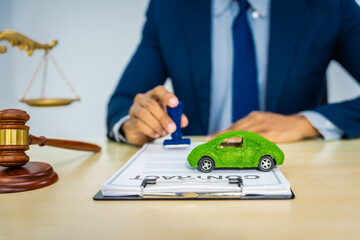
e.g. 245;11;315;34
1;0;359;139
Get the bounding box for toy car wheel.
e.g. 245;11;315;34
198;157;215;173
258;156;275;172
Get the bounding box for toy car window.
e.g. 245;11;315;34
219;138;243;148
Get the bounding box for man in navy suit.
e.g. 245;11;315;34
107;0;360;145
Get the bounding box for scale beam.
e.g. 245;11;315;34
0;29;57;56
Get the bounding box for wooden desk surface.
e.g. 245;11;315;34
1;137;359;240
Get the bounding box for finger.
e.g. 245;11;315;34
233;111;264;130
205;121;241;141
204;112;263;141
137;97;176;134
206;121;266;142
129;100;138;118
257;130;284;143
151;85;178;108
131;104;165;135
241;123;267;134
121;119;152;145
130;94;146;118
135;119;160;139
181;114;189;128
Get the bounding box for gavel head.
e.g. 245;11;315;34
0;109;30;167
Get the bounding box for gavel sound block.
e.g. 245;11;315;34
0;109;101;193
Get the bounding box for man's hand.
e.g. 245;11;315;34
205;111;321;143
121;85;188;145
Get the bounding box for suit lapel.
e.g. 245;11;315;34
266;0;306;111
181;0;211;133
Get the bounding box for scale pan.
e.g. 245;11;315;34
19;98;80;107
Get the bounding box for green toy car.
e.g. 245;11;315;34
187;131;284;173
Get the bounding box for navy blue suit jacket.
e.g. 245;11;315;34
108;0;360;139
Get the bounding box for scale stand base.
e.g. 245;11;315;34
0;162;58;193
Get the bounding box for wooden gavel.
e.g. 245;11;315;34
0;109;101;167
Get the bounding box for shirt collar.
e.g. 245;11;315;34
212;0;232;16
212;0;270;18
249;0;270;17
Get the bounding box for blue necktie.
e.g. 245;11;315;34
232;0;259;122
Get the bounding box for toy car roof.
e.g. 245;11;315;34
209;131;275;145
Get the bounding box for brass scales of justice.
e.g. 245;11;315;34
0;29;80;107
0;30;101;193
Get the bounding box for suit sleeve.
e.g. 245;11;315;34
106;0;168;140
313;0;360;139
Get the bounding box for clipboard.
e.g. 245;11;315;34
93;177;295;201
94;143;295;201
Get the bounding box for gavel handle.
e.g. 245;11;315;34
29;135;101;152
